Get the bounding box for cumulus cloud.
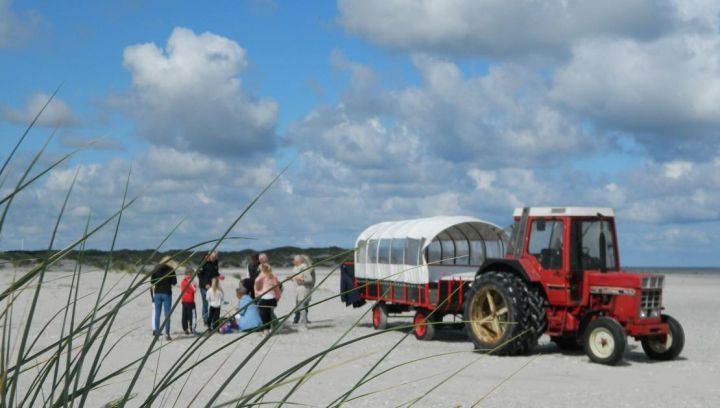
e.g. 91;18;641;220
0;148;291;250
619;158;720;223
0;0;42;49
338;0;676;59
2;93;78;127
143;145;228;180
395;55;597;164
292;53;597;174
552;35;720;159
114;27;278;157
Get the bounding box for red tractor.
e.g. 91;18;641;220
464;207;684;365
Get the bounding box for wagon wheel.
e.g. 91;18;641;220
413;309;436;341
372;302;388;330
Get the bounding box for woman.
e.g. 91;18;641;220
236;279;262;331
151;256;178;340
253;263;281;335
292;255;315;326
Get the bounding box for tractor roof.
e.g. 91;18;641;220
512;207;615;218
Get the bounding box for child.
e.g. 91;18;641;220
253;263;281;335
180;267;197;335
236;279;262;331
206;277;224;331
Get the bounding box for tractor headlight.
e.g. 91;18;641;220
640;310;647;318
649;309;660;318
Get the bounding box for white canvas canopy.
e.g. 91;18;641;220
355;216;508;284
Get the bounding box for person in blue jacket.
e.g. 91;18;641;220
236;279;262;331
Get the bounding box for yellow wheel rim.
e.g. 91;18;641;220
468;286;509;344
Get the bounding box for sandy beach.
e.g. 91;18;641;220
3;266;719;407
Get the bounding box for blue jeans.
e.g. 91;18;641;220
153;293;172;335
199;287;209;325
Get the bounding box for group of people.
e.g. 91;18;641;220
149;251;316;339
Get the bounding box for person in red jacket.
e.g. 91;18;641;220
180;268;197;335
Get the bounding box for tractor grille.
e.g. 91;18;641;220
640;289;662;318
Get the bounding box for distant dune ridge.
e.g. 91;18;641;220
0;246;352;271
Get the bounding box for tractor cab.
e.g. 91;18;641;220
506;207;620;304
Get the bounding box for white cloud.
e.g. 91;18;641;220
663;161;693;179
618;158;720;223
467;169;496;190
2;92;78;127
143;145;228;180
552;35;720;157
290;109;420;169
114;27;278;157
338;0;676;59
391;55;596;164
0;0;42;49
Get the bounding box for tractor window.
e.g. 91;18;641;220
528;219;563;269
570;220;617;271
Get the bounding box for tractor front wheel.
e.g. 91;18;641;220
641;314;684;361
584;317;626;365
372;302;388;330
413;309;436;341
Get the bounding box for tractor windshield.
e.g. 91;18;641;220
570;219;618;272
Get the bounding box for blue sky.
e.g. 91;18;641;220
1;0;719;266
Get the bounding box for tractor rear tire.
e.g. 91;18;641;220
584;317;626;365
641;314;684;361
413;309;436;341
463;272;546;355
372;302;388;330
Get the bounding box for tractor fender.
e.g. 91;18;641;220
475;259;537;282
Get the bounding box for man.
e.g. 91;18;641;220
151;256;178;340
198;251;220;329
247;253;261;298
292;254;315;326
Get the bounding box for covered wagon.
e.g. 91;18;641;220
348;216;508;340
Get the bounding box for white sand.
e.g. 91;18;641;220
3;266;719;407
